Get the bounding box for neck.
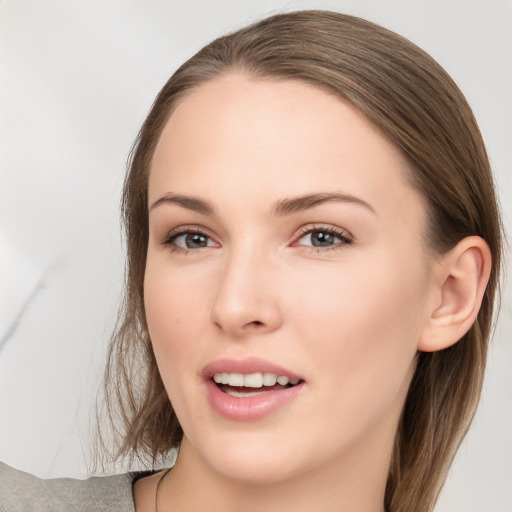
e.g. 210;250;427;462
157;435;389;512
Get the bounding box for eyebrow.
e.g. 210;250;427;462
149;192;376;216
272;192;376;216
149;193;214;215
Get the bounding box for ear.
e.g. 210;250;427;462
418;236;492;352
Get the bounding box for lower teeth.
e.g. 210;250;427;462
219;382;297;398
224;389;267;398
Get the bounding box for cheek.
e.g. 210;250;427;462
291;249;428;402
143;262;212;382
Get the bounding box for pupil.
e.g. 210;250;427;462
312;232;334;247
186;233;207;248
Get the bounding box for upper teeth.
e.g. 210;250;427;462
213;372;300;388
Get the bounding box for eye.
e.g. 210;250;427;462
163;228;218;252
294;226;352;250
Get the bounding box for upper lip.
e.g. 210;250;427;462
202;357;303;381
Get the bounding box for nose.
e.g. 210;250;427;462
210;247;283;338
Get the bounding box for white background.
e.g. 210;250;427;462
0;1;510;511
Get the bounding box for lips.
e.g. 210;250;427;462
202;357;305;421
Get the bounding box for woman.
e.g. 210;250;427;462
0;9;502;512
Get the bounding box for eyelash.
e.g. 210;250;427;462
293;224;353;253
162;226;217;254
161;224;354;254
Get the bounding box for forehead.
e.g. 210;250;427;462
149;74;424;224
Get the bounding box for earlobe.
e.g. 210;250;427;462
418;236;492;352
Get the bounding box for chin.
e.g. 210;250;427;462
190;428;309;485
213;455;301;486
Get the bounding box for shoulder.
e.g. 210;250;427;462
0;461;138;512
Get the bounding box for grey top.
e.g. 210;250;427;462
0;462;139;512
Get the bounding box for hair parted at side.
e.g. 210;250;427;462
98;10;502;512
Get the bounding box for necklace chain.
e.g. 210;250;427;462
155;467;173;512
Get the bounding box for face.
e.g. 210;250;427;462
145;75;435;485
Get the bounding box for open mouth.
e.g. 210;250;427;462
204;362;306;420
213;372;304;398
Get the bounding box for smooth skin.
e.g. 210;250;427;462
135;75;491;512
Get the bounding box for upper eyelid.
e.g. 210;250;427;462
162;225;217;244
161;227;221;254
294;224;353;241
160;223;353;246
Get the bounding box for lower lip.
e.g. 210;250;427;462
204;379;305;421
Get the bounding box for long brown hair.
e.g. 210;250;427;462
99;10;502;511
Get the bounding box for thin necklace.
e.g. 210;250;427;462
155;467;173;512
